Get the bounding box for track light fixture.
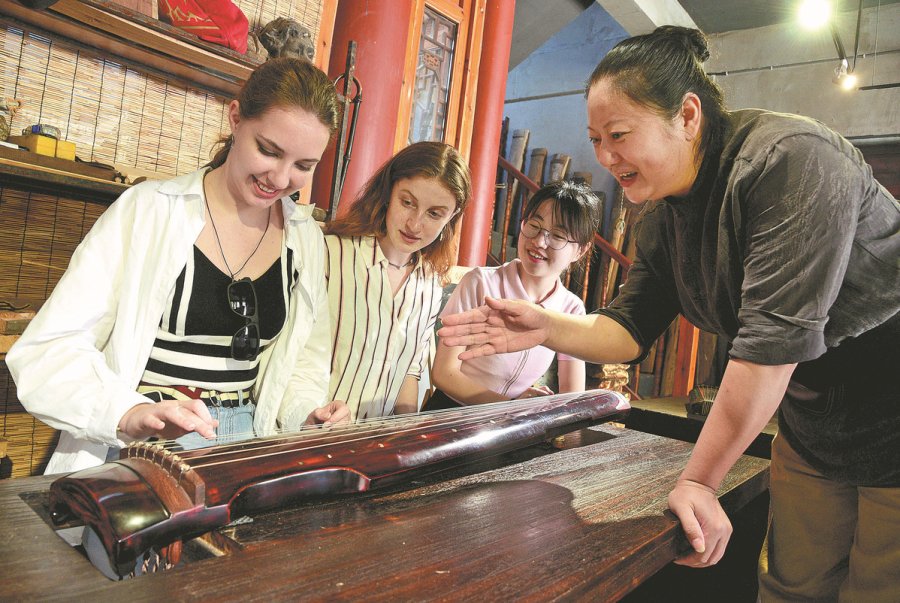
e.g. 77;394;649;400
829;22;858;91
801;1;863;92
833;58;859;90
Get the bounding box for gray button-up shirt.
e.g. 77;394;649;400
598;109;899;485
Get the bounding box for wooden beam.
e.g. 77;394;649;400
457;0;515;266
456;0;487;162
596;0;697;35
316;0;339;74
672;316;700;397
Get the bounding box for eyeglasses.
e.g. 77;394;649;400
228;278;260;361
520;220;576;250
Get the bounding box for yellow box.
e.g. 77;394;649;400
8;134;76;161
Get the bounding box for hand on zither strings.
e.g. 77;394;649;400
118;400;218;441
438;297;550;360
516;385;554;400
306;400;351;427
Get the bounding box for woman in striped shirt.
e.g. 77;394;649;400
322;142;471;421
9;58;349;474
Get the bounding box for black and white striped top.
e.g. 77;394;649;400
325;235;442;421
141;245;290;391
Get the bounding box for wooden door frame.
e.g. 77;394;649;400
394;0;482;155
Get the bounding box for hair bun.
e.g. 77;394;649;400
652;25;710;63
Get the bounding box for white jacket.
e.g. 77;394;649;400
7;169;331;473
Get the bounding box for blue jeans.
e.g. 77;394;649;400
175;401;256;450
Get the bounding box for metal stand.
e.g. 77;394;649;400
328;40;363;221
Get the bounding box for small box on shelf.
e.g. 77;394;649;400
7;134;76;161
1;310;36;335
0;301;41;338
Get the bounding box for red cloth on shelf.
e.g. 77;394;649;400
158;0;249;54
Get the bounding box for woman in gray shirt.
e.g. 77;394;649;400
439;26;899;601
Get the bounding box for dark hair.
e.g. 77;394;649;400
586;26;726;160
521;180;601;268
207;57;341;168
325;141;472;281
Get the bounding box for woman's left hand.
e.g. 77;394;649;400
306;400;350;426
667;479;732;567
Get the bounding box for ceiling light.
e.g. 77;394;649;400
798;0;831;29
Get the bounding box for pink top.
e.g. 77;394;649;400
440;260;586;400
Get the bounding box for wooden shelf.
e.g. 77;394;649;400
0;0;263;96
0;150;127;203
0;335;19;360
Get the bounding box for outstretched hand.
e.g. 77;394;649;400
437;297;549;360
118;400;219;441
667;479;733;568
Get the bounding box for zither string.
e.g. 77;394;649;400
147;395;589;469
169;397;564;467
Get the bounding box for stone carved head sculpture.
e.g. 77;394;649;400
0;98;23;142
259;18;315;62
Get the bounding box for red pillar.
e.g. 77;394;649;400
672;317;699;396
311;0;415;215
457;0;515;266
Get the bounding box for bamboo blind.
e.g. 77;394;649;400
0;186;105;477
1;1;327;176
2;337;56;478
0;21;231;178
0;0;328;478
0;188;105;299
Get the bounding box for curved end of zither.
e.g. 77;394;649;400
49;461;171;578
613;391;632;413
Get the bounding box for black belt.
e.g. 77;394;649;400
138;384;255;408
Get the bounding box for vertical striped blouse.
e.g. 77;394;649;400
324;235;442;421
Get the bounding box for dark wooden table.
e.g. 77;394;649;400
0;424;768;601
626;397;777;460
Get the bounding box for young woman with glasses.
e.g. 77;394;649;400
320;141;471;421
427;180;601;408
8;58;350;474
438;26;899;600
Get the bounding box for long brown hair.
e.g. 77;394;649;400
325;141;471;281
207;57;341;168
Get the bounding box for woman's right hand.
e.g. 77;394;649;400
438;296;550;360
516;385;554;399
305;400;351;427
117;400;218;441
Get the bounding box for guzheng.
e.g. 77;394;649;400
49;389;629;579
